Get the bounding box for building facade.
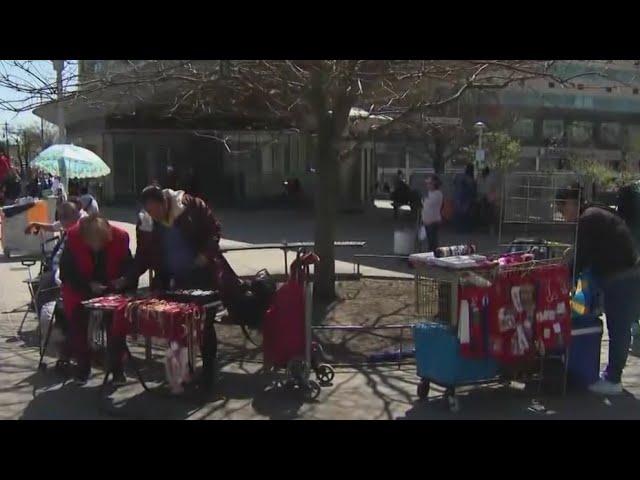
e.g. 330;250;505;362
376;61;640;186
34;60;378;208
39;60;639;206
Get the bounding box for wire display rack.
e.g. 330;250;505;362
498;173;581;255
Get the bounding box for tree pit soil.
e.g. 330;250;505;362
216;278;422;364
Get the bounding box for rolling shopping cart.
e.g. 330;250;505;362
263;249;335;401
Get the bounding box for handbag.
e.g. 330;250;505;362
418;225;428;242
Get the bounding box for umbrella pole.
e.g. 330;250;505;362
58;158;69;194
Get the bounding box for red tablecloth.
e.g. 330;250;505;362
85;296;204;346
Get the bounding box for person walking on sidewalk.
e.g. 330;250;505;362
421;175;443;252
557;182;640;395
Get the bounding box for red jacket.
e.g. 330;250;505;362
0;154;11;180
60;224;132;320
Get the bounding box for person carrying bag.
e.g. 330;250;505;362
419;175;444;252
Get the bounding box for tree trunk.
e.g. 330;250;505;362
433;135;446;174
313;125;339;301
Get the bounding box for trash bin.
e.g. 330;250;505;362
393;228;414;255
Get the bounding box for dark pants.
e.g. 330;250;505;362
70;308;124;377
602;267;640;384
172;268;218;363
455;206;471;233
423;222;440;252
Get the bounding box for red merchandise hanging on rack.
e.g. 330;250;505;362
533;263;572;353
458;285;490;360
487;269;537;363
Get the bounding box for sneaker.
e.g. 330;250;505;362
588;377;623;396
111;372;127;387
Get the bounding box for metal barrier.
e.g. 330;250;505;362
352;253;411;278
222;241;367;275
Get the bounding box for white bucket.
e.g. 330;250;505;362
393;229;414;255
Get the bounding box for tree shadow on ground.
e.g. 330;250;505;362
18;348;308;420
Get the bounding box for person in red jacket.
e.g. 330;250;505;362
59;215;134;386
0;150;11;182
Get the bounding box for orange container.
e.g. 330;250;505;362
26;200;49;224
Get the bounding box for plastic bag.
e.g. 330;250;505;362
165;342;190;394
418;225;427;242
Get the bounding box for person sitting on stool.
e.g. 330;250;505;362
59;215;134;386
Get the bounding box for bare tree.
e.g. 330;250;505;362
9;121;57;176
1;59;601;299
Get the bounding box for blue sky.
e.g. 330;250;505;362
0;60;70;129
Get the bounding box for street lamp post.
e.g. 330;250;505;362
474;121;487;178
51;60;68;188
52;60;66;143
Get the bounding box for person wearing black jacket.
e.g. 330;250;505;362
557;182;640;395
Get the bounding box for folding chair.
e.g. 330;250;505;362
16;236;60;337
37;297;66;372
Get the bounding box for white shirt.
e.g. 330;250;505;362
421;189;443;225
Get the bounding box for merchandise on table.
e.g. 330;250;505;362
82;294;130;310
409;251;490;270
434;244;477;258
160;289;219;305
121;298;205;346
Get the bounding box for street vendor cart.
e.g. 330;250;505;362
410;251;573;412
407;178;582;412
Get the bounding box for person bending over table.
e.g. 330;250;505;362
557;182;640;395
130;185;240;292
127;186;245;366
59;215;134;386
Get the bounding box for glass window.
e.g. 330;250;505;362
113;137;134;195
626;125;640;152
512;118;535;139
567;121;593;147
600;122;621;147
543;119;564;140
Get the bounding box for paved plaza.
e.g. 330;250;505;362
1;206;640;420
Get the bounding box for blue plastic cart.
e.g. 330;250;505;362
414;322;501;412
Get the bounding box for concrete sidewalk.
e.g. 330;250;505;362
2;206;640;419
